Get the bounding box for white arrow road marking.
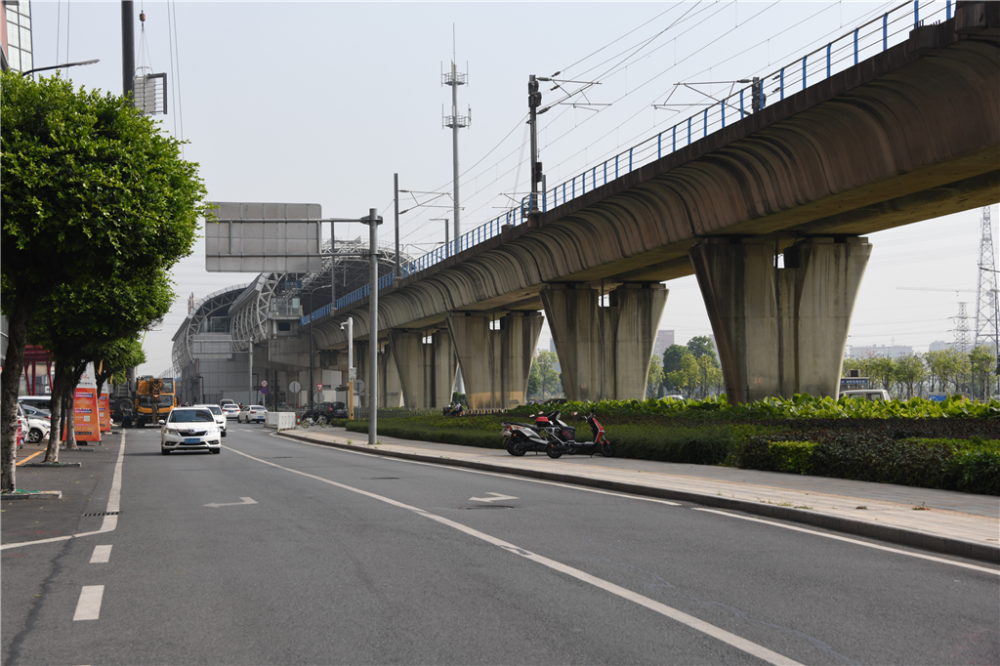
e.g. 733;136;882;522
73;586;104;621
469;492;519;503
204;497;258;508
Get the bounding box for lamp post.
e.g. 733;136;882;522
20;59;99;78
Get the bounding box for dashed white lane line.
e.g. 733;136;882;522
89;545;112;564
73;586;104;621
227;446;803;666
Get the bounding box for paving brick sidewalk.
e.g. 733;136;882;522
279;426;1000;564
1;435;122;546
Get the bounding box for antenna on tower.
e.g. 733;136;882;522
441;25;470;248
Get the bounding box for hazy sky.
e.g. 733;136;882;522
27;1;998;376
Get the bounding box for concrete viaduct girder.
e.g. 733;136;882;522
307;5;998;405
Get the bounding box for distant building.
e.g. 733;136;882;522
846;344;914;359
928;340;954;352
652;330;675;358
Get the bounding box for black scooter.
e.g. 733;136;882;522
544;411;613;458
501;411;564;456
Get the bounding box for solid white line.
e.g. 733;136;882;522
73;586;104;621
89;545;112;564
693;508;1000;575
1;433;127;551
227;445;802;666
275;435;683;506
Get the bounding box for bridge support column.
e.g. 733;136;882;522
689;236;871;404
387;330;456;409
447;311;544;409
378;343;403;408
541;283;667;402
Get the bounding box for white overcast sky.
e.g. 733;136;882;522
27;1;998;376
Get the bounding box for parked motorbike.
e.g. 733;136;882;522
442;402;465;417
544;411;613;459
502;410;612;458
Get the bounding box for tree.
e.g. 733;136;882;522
647;356;665;398
533;351;561;400
1;72;207;491
893;354;927;399
686;336;719;367
662;344;689;392
867;356;896;395
968;345;996;401
925;349;965;395
667;352;700;398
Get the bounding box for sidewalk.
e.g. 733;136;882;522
279;426;1000;565
1;436;122;547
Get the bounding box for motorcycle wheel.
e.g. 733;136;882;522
600;441;614;457
506;438;526;457
546;446;563;459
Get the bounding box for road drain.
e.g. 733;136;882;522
83;511;119;517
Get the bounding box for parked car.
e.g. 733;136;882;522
237;405;268;423
221;404;240;420
840;389;891;401
160;407;221;455
303;401;348;421
19;396;52;412
193;404;227;437
16;403;49;444
20;404;51;419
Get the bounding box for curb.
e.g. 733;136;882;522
1;490;63;501
279;431;1000;565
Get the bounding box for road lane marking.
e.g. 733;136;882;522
73;586;104;621
277;435;682;506
204;497;257;508
693;508;999;576
89;545;112;564
469;492;519;503
15;451;43;466
227;446;803;666
2;433;127;550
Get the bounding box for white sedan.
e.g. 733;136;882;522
221;404;240;420
193;404;227;437
160;407;222;455
237;405;268;423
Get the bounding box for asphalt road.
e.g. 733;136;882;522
3;423;998;665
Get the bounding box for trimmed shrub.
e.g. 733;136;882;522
769;441;817;475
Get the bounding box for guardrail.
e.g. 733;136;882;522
321;0;950;320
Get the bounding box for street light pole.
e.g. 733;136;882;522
20;59;99;78
363;210;382;446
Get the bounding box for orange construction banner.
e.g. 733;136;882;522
73;387;101;442
99;393;112;432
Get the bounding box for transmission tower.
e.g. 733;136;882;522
953;302;972;353
975;205;999;350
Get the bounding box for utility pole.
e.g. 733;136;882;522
394;174;401;279
363;210;381;446
443;54;470;246
122;1;134;101
528;75;543;211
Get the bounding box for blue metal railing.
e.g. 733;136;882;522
318;1;945;322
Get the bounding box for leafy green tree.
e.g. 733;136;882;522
667;352;699;398
686;336;719;367
647;356;665;398
968;345;997;401
1;72;207;491
925;349;965;395
533;351;561;400
867;356;896;395
893;354;927;399
526;360;541;399
662;344;689;392
29;270;174;459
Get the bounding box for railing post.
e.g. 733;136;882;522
615;155;619;179
721;99;726;128
629;148;633;172
947;0;951;20
688;117;692;145
883;13;888;51
740;89;744;118
703;108;708;137
673;124;677;151
914;0;919;29
572;176;576;199
657;132;661;159
780;67;785;100
826;43;831;79
604;161;607;185
582;172;586;195
802;55;807;90
854;29;859;65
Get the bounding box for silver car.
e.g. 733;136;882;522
160;407;222;455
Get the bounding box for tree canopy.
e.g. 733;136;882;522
1;72;208;491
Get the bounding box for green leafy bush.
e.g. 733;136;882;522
768;441;817;475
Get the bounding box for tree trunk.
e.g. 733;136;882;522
44;366;68;462
1;299;33;492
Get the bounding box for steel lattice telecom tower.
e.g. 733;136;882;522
443;54;470;245
974;205;998;347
